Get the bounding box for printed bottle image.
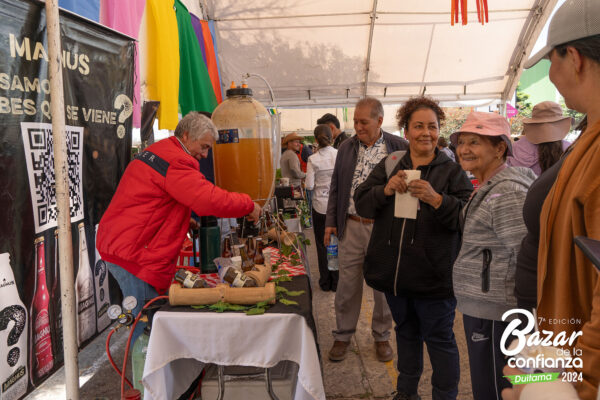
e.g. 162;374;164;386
0;252;29;400
94;224;111;333
51;230;63;362
75;223;96;345
30;236;54;381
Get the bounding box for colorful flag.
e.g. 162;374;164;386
140;0;180;130
190;13;208;65
200;20;223;103
100;0;145;128
175;0;217;115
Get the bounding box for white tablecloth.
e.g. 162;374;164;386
143;311;325;400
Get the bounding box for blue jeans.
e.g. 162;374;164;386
107;261;158;344
385;294;459;400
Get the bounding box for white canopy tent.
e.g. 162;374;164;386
203;0;558;109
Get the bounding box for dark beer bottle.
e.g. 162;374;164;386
254;238;265;265
238;244;254;272
222;236;233;258
246;236;256;260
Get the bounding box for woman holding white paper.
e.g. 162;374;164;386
450;112;536;400
354;96;472;400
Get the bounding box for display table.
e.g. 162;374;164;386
142;249;324;400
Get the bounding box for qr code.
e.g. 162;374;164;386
21;122;84;233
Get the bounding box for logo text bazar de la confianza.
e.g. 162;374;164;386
500;309;583;374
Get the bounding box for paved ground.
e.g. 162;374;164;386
26;227;474;400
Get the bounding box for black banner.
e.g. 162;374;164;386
0;0;134;397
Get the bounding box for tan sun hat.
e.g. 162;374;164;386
281;132;303;146
522;101;572;144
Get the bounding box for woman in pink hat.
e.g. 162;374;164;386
507;101;571;177
450;111;537;400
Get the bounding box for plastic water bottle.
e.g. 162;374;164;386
327;234;339;271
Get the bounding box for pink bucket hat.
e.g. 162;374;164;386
522;101;572;144
450;111;513;156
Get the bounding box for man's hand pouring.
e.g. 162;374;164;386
246;202;263;223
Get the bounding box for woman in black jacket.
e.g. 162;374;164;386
354;96;472;400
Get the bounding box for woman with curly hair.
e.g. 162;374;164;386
354;96;472;400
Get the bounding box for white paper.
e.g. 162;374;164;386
394;170;421;219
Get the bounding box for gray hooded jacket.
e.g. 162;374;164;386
453;166;537;321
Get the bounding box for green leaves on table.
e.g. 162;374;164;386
190;300;268;315
271;268;292;284
189;269;305;314
275;284;304;307
276;285;304;297
280;243;293;258
279;298;299;306
245;307;266;315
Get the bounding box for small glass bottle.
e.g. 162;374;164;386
238;244;254;272
221;236;233;258
246;236;256;260
266;211;274;228
254;238;265;265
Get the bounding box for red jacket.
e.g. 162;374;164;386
97;136;254;292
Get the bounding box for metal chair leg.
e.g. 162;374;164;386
264;367;280;400
217;365;225;400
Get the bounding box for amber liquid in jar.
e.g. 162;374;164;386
213;138;273;206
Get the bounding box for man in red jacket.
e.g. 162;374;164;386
97;112;260;340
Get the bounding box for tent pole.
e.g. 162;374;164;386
501;0;558;103
45;1;80;399
363;0;378;98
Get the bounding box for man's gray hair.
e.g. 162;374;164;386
174;112;218;141
356;97;384;119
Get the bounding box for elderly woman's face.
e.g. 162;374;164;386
456;133;502;177
405;108;439;156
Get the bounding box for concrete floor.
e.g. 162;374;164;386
25;227;474;400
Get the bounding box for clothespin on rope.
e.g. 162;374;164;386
451;0;488;26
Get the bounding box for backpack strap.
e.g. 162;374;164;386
385;150;406;179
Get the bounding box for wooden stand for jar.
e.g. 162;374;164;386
168;282;276;306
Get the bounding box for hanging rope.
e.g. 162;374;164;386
451;0;488;26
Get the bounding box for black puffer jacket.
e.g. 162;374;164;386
354;149;472;298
